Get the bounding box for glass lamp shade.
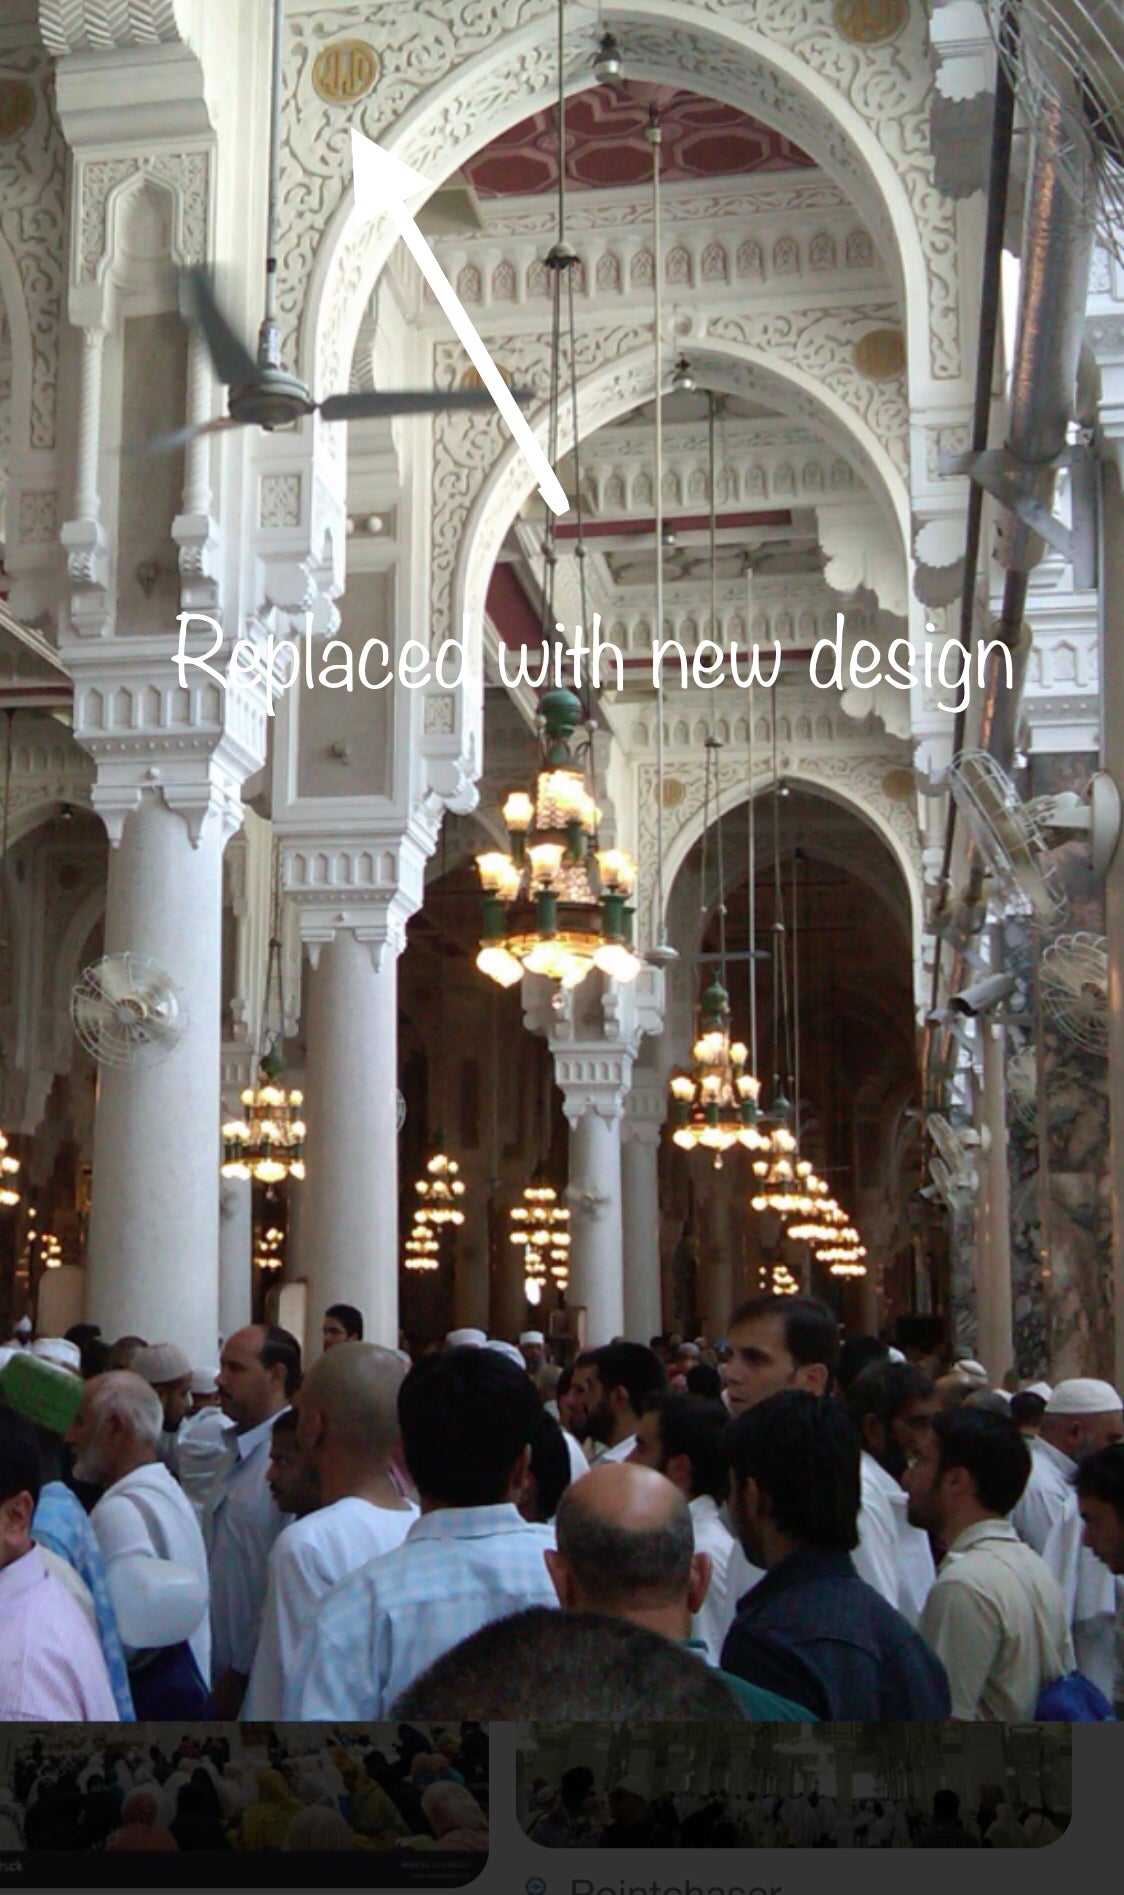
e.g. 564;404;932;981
476;944;524;987
502;791;535;832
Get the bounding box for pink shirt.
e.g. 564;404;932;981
0;1545;120;1720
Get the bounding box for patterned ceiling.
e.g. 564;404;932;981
463;83;815;197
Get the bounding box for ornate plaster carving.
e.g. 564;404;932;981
0;48;66;454
74;146;210;287
283;2;959;411
38;2;186;55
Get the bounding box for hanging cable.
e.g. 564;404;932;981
747;669;758;1083
791;846;802;1155
770;707;791;1115
647;103;669;954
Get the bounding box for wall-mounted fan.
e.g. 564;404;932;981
926;1111;985;1198
71;954;186;1069
137;0;516;455
948;750;1120;928
1006;1042;1039;1128
1039;931;1109;1056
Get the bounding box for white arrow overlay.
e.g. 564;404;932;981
350;129;569;517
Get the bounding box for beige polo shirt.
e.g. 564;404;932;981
919;1517;1074;1720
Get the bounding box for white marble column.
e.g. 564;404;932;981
524;967;664;1351
299;927;401;1351
565;1104;626;1346
621;1083;665;1343
85;790;235;1364
218;1176;252;1343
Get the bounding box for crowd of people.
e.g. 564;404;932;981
522;1770;1068;1850
0;1292;1122;1722
0;1723;488;1855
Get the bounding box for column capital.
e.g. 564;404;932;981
622;1077;667;1148
523;965;665;1126
65;635;267;846
278;798;441;972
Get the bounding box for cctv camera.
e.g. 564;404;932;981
951;972;1017;1017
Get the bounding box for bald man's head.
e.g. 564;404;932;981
295;1341;407;1465
550;1461;695;1611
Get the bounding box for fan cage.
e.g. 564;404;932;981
948;750;1069;929
70;955;186;1071
1039;931;1109;1055
1006;1043;1039;1128
990;0;1124;265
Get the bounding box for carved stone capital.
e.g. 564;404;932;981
64;629;269;846
278;802;441;972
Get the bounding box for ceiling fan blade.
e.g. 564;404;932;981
182;267;261;387
318;386;531;422
120;416;242;458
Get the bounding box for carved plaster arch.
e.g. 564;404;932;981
295;1;954;432
642;760;924;991
450;334;909;663
0;228;34;459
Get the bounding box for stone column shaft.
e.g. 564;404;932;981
300;929;400;1349
85;792;227;1364
219;1175;252;1342
617;1106;663;1349
566;1107;625;1346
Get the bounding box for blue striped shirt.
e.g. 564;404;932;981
32;1481;135;1720
286;1502;557;1718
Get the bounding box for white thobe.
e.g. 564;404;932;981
203;1408;291;1686
243;1494;417;1718
854;1451;935;1626
1013;1436;1118;1699
688;1493;738;1663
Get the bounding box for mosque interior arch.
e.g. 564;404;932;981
0;0;1120;1397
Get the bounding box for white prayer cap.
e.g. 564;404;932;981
14;1316;32;1337
190;1365;218;1395
131;1342;192;1387
446;1327;486;1348
1024;1381;1053;1401
519;1330;545;1346
990;1388;1012;1403
1045;1377;1124;1416
484;1338;527;1370
887;1347;907;1363
953;1358;988;1383
30;1336;81;1375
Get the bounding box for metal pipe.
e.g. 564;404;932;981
926;40;1097;1097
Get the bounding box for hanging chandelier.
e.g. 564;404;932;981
0;1128;19;1207
413;1149;466;1228
510;1177;571;1303
222;1062;306;1185
404;1219;441;1271
221;842;306;1185
475;7;641;996
669;977;768;1157
254;1220;284;1273
476;688;642;989
666;401;767;1164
